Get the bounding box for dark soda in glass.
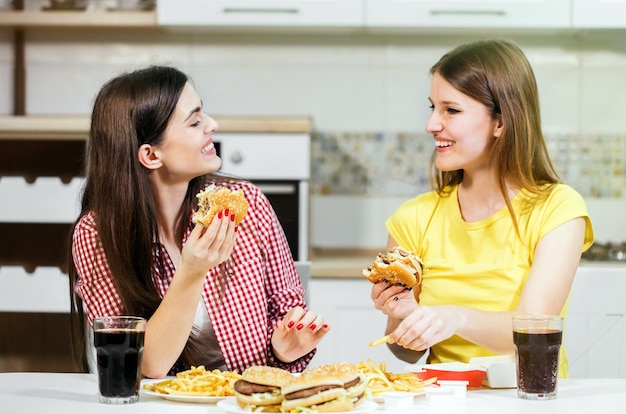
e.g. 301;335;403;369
94;328;144;402
513;328;562;398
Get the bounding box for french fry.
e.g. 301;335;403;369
356;359;434;395
368;334;390;347
143;365;242;396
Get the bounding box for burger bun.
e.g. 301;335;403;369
362;246;423;288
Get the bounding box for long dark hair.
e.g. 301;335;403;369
68;66;207;372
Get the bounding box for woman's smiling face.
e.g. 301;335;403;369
154;82;221;181
426;73;502;174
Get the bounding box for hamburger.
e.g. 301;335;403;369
193;184;249;226
306;362;366;406
281;371;353;413
362;246;423;288
233;365;294;412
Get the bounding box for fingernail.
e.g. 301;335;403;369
217;211;223;219
287;321;295;328
322;324;328;329
230;213;235;222
224;209;229;217
296;323;304;330
393;296;399;302
309;324;317;331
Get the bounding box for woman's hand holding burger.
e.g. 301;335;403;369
371;281;418;320
271;306;330;363
365;246;423;320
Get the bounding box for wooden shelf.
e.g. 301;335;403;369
0;10;157;28
0;115;312;140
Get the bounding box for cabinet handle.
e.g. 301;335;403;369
222;8;300;15
430;10;506;17
256;183;297;195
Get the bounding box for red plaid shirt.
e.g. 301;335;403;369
72;180;313;373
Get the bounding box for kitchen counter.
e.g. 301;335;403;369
310;248;626;279
310;248;380;278
0;115;312;140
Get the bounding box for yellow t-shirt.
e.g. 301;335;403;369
386;184;594;377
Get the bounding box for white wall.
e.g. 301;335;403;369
2;29;626;247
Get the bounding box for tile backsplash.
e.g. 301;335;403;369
312;132;626;199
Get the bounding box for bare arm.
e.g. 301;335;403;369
142;217;236;378
384;217;586;355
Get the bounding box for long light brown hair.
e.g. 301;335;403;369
429;39;560;230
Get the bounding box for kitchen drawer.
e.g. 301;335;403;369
157;0;363;27
215;133;310;180
365;0;571;29
0;266;70;313
0;177;83;223
572;0;626;28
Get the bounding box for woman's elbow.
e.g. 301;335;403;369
141;359;171;379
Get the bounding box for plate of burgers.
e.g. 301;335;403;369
220;363;377;413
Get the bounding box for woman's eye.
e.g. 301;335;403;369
446;108;460;114
428;103;435;111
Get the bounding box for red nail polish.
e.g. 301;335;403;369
287;321;295;328
224;209;229;217
217;211;223;219
296;323;304;330
230;213;235;222
322;324;328;329
309;324;316;331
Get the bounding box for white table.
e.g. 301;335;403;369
1;372;625;413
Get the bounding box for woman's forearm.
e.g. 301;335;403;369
141;271;205;378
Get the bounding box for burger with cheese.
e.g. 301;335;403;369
306;362;366;406
233;366;294;412
281;370;353;413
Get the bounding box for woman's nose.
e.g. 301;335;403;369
425;112;442;134
204;114;218;133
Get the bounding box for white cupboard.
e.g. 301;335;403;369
157;0;364;27
307;278;425;373
572;0;626;28
565;265;626;378
365;0;571;29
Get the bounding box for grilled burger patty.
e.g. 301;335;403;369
234;380;281;395
284;384;342;400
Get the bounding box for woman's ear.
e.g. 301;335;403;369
493;117;504;138
137;144;162;170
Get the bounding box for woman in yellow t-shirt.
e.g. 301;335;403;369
370;39;594;378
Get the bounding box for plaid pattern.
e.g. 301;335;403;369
73;180;313;373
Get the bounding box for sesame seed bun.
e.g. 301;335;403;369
306;362;367;405
281;371;353;412
234;366;294;411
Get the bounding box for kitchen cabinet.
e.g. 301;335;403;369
307;277;425;373
564;265;626;378
572;0;626;29
364;0;571;29
157;0;363;28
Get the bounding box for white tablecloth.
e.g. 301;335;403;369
1;372;625;413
